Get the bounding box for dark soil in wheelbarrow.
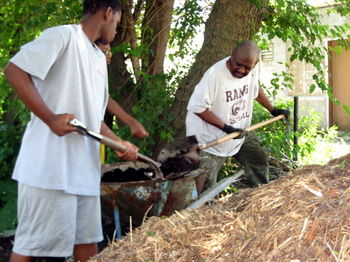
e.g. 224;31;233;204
102;157;199;182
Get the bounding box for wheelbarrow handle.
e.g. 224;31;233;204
200;115;285;150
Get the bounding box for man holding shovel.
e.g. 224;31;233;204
186;40;290;191
4;0;137;261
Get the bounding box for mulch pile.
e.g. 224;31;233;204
91;154;350;262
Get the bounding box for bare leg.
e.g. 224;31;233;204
74;243;98;262
10;252;34;262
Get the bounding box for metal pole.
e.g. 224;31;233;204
113;202;122;239
293;96;299;161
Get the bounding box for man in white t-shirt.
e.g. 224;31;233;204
186;40;290;191
4;1;138;261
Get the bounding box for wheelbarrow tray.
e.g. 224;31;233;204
100;162;206;227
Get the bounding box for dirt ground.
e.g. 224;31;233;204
0;235;13;262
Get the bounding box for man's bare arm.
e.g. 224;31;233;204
195;109;225;130
255;87;274;113
107;97;149;138
4;62;76;136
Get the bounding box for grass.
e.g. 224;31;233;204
299;130;350;166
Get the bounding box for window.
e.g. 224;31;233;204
261;43;274;62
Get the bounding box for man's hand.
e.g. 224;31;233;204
222;124;247;139
48;113;77;136
271;108;290;120
129;120;149;138
115;140;139;161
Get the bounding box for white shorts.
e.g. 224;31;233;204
13;183;103;257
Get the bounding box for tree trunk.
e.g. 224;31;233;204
108;0;174;111
152;0;268;157
142;0;175;74
108;0;142;112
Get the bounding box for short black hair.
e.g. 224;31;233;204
83;0;121;15
234;40;260;59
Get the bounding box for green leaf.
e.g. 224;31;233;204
343;105;350;116
309;84;316;93
147;232;156;237
332;250;340;255
339;159;347;168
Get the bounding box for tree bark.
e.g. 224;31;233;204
108;0;174;111
108;0;142;112
108;1;132;95
142;0;175;74
152;0;268;157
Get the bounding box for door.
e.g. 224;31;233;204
328;40;350;130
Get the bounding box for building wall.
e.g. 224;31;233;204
258;4;350;129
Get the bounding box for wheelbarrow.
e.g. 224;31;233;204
100;161;207;239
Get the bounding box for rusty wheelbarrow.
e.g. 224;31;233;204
100;162;207;239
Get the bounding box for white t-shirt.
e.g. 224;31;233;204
10;24;108;196
186;57;259;157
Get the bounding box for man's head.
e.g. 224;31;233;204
83;0;121;15
227;40;260;79
83;0;122;44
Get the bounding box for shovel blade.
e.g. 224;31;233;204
158;135;201;167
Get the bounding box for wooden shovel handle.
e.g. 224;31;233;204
100;135;127;152
200;114;285;150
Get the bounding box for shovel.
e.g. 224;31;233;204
68;119;164;180
157;115;285;166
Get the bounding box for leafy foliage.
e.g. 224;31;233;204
168;0;207;59
0;179;17;234
106;72;176;162
333;0;350;17
296;109;340;164
252;100;294;161
166;1;211;86
253;0;350;107
252;100;340;167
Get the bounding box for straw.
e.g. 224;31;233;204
91;153;350;262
